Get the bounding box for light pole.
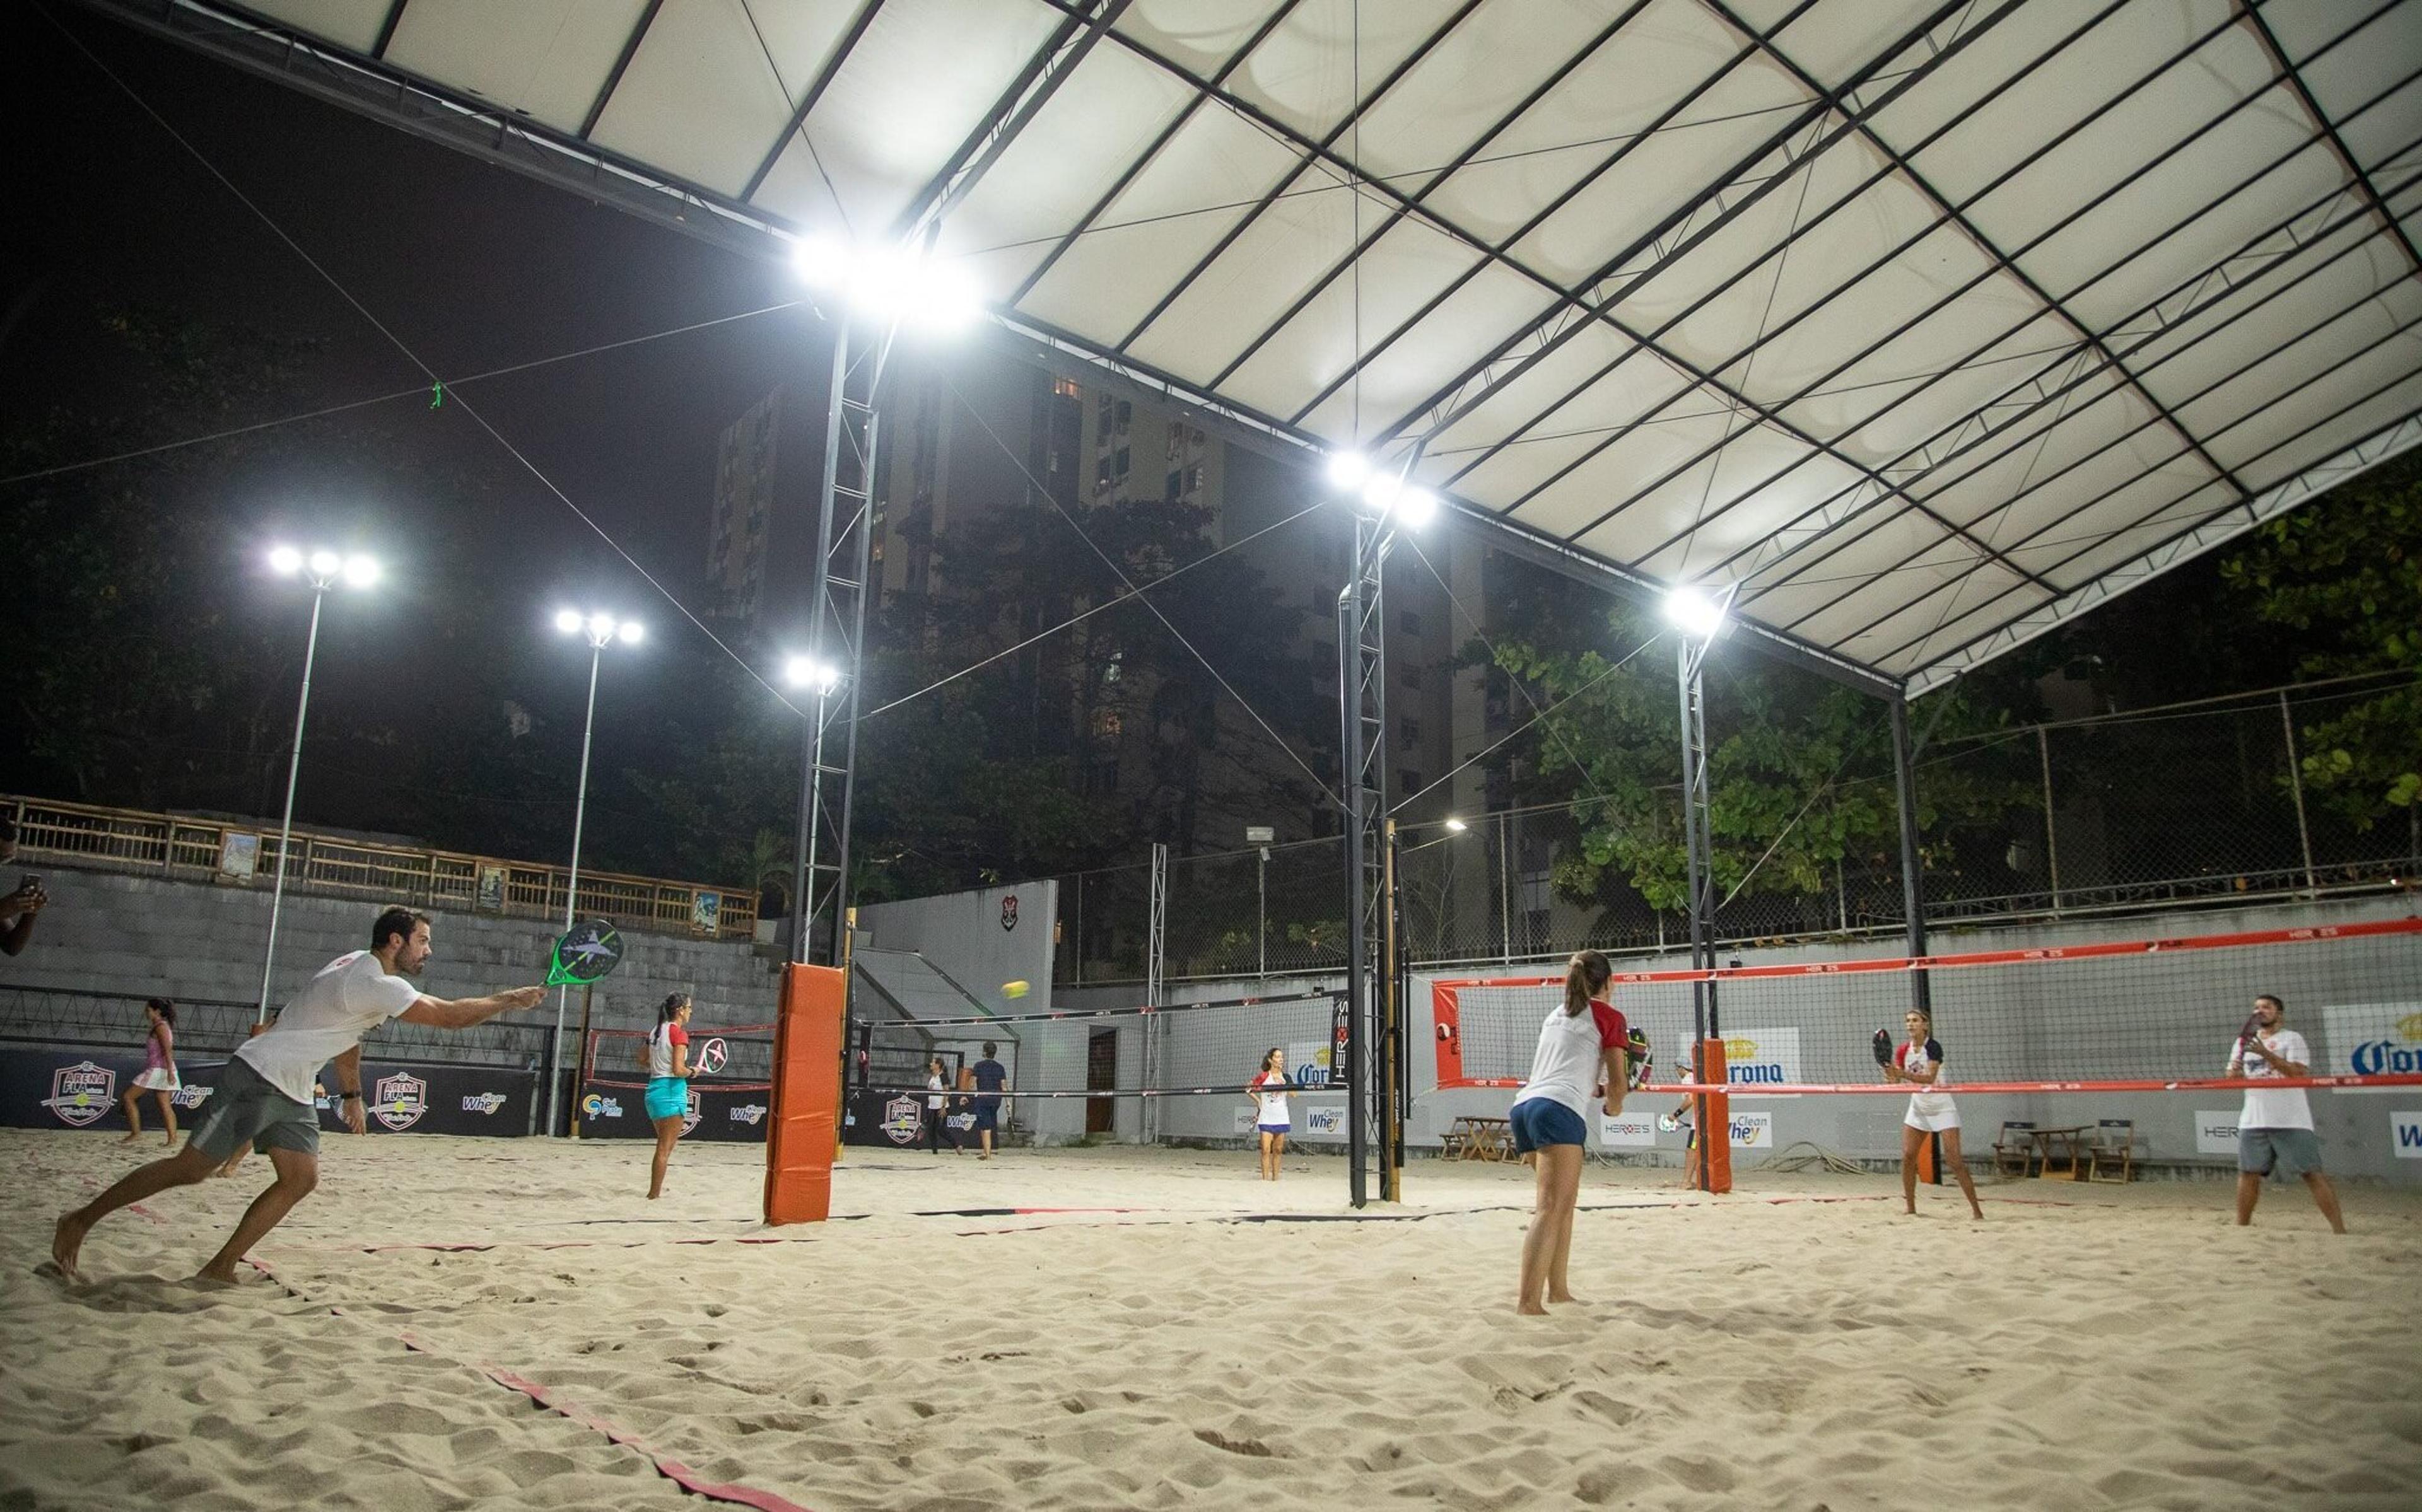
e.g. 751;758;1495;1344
1246;824;1275;979
257;545;380;1023
543;607;643;1136
1662;582;1730;1193
781;656;842;964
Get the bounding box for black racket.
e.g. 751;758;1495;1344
546;919;626;987
2233;1009;2264;1060
1871;1028;1895;1067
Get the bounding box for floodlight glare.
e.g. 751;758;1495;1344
790;233;848;288
1662;584;1727;639
783;656;841;695
1325;451;1372;492
1392;487;1438;530
1444;817;1468;833
554;608;584;635
918;263;982;334
616;620;643;646
308;550;342;578
268;545;303;576
587;612;616;641
1360;472;1401;512
341;554;381;589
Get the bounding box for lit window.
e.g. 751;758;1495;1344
1055;376;1081;399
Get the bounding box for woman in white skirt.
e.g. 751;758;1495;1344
120;998;181;1147
1883;1006;1982;1219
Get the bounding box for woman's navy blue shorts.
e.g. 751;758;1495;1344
1509;1097;1587;1154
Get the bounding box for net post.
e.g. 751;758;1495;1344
571;982;595;1139
765;963;845;1226
1695;1035;1731;1194
1890;696;1932;1021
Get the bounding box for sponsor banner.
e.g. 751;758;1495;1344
2393;1112;2422;1160
0;1047;529;1136
1287;1038;1334;1091
2320;1001;2422;1092
2196;1112;2241;1155
1303;1105;1344;1137
1597;1112;1659;1147
1726;1110;1774;1149
1718;1027;1800;1097
1233;1105;1258;1135
579;1075;769;1141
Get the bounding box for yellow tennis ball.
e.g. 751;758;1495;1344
1003;980;1031;999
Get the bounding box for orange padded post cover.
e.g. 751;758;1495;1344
1431;982;1465;1086
1695;1037;1733;1195
763;963;845;1226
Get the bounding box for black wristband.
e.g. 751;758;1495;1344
341;1090;363;1100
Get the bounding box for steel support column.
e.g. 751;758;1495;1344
800;318;892;968
1338;511;1392;1207
1675;637;1718;1055
1890;697;1931;1013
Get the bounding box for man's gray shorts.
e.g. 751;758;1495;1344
2238;1126;2324;1178
187;1055;320;1161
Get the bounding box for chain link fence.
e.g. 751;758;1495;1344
1050;680;2419;986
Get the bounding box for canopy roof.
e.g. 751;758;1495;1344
93;0;2422;694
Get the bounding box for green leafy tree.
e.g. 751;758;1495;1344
2219;453;2422;824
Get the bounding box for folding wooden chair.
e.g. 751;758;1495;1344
1992;1120;2038;1178
2086;1119;2138;1183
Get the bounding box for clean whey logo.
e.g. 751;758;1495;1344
728;1103;767;1127
460;1093;508;1115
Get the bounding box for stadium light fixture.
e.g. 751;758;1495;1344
792;234;980;335
783;656;843;695
1445;817;1468;833
1325;451;1372;492
1662;584;1729;641
543;605;643;1136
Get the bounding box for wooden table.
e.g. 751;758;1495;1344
2025;1125;2092;1179
1446;1115;1512;1162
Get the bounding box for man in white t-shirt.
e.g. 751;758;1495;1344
53;905;545;1284
2226;993;2346;1234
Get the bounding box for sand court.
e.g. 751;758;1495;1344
7;1129;2418;1510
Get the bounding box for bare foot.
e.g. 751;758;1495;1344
1969;1208;1986;1221
646;1190;662;1201
189;1268;240;1289
120;1132;141;1144
52;1213;90;1283
1516;1301;1548;1316
1547;1292;1582;1305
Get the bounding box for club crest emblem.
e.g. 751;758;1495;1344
45;1061;117;1127
882;1095;922;1144
1000;895;1019;932
373;1072;428;1131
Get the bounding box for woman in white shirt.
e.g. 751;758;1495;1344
1510;950;1628;1315
1246;1047;1291;1180
1882;1006;1983;1220
643;994;693;1200
925;1055;962;1154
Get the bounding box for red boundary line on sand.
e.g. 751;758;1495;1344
240;1257;813;1512
1436;1073;2422;1093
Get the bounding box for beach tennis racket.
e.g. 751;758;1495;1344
1871;1028;1894;1067
2233;1009;2264;1062
1623;1028;1654;1091
546;919;626;987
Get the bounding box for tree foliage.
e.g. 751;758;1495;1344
2218;453;2422;822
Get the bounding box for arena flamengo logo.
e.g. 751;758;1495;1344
45;1061;117;1126
373;1071;428;1131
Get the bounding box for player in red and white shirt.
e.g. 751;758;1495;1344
1883;1006;1983;1220
1510;950;1628;1315
643;994;693;1200
1246;1047;1291;1181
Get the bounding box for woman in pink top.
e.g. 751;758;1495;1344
119;999;181;1146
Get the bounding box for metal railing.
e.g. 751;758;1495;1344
4;794;758;942
0;982;544;1069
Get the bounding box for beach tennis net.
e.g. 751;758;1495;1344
1429;917;2422;1096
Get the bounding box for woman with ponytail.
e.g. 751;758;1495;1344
1508;949;1629;1315
643;993;694;1199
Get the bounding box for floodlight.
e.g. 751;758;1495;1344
587;612;616;641
784;656;841;695
1391;487;1438;529
616;620;644;646
1444;817;1468;833
554;608;583;635
1325;452;1372;492
1360;472;1401;512
341;554;381;589
308;550;342;578
1661;584;1727;639
790;234;848;288
268;545;303;576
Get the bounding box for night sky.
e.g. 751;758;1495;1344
6;2;833;692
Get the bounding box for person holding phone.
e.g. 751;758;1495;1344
0;815;47;957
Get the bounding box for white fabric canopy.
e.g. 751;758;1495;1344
97;0;2422;692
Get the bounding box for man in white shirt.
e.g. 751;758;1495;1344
2226;993;2346;1234
53;905;545;1284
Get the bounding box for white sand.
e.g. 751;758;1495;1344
6;1129;2418;1511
